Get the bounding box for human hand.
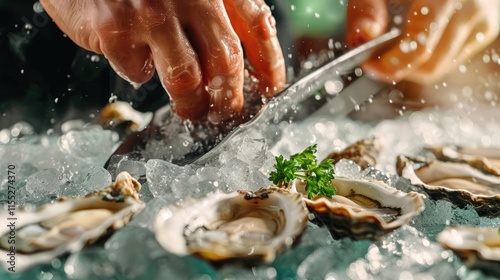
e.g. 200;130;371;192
346;0;499;85
40;0;286;124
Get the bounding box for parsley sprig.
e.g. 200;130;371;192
269;144;336;199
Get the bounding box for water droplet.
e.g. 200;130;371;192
54;98;59;103
417;32;427;44
475;32;485;42
324;80;343;95
290;5;295;11
90;55;100;62
400;41;411;53
429;22;438;31
420;7;429;15
458;65;467;73
20;69;24;74
393;15;403;25
482;54;491;63
314;13;320;18
33;2;44;13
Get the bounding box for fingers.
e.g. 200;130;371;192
362;0;459;83
453;0;500;64
148;20;210;121
346;0;391;46
40;0;96;51
224;0;286;97
100;41;155;87
404;0;482;83
184;0;245;124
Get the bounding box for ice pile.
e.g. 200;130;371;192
2;106;500;279
0;122;118;207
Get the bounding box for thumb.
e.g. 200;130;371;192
346;0;389;47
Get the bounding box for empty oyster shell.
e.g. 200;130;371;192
154;187;308;263
437;227;500;276
323;136;383;169
0;172;145;271
291;177;425;240
427;144;500;176
396;155;500;217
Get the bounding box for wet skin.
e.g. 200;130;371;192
346;0;499;85
40;0;286;124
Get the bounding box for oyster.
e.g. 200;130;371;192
99;101;153;134
323;136;383;169
154;187;308;263
291;177;425;240
396;155;500;217
0;172;145;271
437;226;500;276
427;144;500;176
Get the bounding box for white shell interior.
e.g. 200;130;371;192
154;189;308;263
0;172;144;271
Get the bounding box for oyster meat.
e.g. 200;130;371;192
0;172;145;271
427;144;500;176
323;136;383;170
437;226;500;276
154;187;308;263
291;177;425;240
396;155;500;217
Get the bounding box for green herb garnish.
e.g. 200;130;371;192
269;144;336;199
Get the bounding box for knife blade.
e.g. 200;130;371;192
104;29;401;168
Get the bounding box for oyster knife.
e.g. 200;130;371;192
104;29;401;168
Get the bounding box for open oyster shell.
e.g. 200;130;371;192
437;226;500;276
323;136;383;170
291;177;425;240
0;172;145;271
396;155;500;217
427;144;500;176
154;187;308;263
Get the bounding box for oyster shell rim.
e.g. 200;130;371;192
154;187;309;263
437;226;500;262
0;172;145;272
292;177;426;240
396;155;500;217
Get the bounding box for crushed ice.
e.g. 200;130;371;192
2;105;500;279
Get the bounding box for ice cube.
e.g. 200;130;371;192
235;136;269;168
67;166;112;196
24;169;68;206
116;159;147;180
220;158;268;192
128;195;178;231
170;172;198;199
145;159;193;197
58;127;118;166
